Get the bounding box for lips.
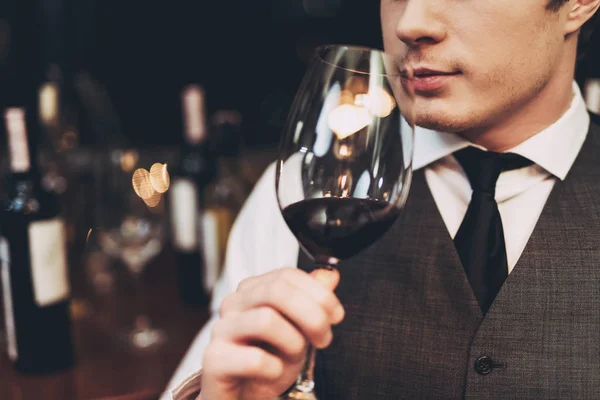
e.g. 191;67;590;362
403;67;461;93
413;68;458;77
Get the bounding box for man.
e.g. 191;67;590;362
162;0;600;398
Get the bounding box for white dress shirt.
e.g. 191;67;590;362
160;81;590;399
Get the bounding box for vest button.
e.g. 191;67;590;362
474;356;494;375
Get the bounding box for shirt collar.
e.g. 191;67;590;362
412;81;591;181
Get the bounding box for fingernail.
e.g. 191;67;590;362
313;269;338;289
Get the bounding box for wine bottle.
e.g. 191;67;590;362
201;110;252;289
0;107;75;374
169;84;216;306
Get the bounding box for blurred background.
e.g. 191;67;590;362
0;0;387;149
0;1;598;399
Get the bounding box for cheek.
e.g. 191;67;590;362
463;19;561;103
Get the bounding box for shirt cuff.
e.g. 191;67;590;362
170;370;202;400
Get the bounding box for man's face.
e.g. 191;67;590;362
381;0;570;133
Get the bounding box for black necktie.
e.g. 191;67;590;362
453;147;533;314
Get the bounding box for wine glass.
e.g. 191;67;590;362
275;45;415;399
93;148;169;350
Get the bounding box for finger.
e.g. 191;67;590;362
311;268;341;291
224;268;344;324
221;269;292;316
222;279;334;348
212;307;307;363
234;267;296;293
203;340;284;379
283;268;344;324
235;274;263;293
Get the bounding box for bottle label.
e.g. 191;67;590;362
28;218;70;307
0;236;18;361
170;178;199;252
4;108;31;173
200;208;234;292
182;85;207;144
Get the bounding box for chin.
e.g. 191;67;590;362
412;97;472;133
415;112;473;134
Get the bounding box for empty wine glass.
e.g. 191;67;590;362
94;148;169;350
275;45;415;399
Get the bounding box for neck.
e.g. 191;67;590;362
460;42;577;152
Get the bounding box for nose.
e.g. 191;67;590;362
396;0;446;47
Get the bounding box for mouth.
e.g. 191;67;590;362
413;68;460;78
401;67;461;78
401;67;461;93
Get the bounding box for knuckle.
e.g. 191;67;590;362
255;307;278;332
246;349;268;373
288;335;307;357
302;306;329;337
202;341;224;373
284;267;309;283
266;281;286;305
310;312;329;335
219;294;234;315
210;319;226;339
320;291;337;310
236;276;253;292
281;266;300;276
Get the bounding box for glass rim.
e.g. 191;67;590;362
314;44;401;77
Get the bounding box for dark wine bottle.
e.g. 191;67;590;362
169;84;216;306
200;110;252;287
0;107;75;374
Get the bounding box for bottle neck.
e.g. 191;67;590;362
218;154;241;178
182;85;208;145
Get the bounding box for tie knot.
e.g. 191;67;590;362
454;147;533;195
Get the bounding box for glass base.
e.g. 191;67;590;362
129;327;166;349
128;315;166;349
280;379;317;399
281;390;317;400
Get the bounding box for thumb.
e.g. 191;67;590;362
310;268;340;291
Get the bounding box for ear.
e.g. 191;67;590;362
564;0;600;35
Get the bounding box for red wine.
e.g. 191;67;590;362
282;197;399;265
1;108;74;373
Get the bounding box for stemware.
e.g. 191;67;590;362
275;44;415;399
94;148;169;349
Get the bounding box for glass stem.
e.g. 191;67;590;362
130;264;151;332
286;263;335;398
294;344;317;393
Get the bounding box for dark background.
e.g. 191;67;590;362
0;0;598;149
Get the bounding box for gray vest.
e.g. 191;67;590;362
298;120;600;399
